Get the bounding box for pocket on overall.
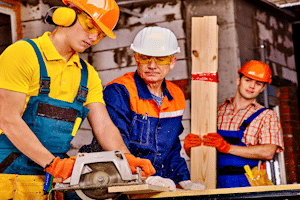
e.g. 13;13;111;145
130;114;150;145
33;115;74;153
22;98;77;153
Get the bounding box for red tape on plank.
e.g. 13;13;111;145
191;72;218;83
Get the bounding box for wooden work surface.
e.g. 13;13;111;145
108;184;170;194
129;184;300;199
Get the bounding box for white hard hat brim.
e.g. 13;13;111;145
131;44;180;57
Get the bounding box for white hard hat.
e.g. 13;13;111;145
130;26;180;56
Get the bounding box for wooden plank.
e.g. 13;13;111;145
108;184;170;194
129;184;300;199
190;16;218;189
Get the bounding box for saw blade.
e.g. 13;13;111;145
75;162;123;200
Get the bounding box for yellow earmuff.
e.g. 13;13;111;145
52;7;77;27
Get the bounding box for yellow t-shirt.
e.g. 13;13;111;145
0;32;104;108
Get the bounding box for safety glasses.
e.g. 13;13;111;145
77;11;107;40
135;53;174;65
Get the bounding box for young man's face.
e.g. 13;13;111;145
135;54;177;84
236;75;266;100
65;11;105;52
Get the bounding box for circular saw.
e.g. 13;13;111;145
51;150;143;200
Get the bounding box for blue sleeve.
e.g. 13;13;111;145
103;83;132;147
163;124;190;183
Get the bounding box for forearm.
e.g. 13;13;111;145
1;117;55;168
229;144;278;160
95;125;130;153
0;88;55;168
87;102;130;154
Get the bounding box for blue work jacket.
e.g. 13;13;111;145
103;72;190;184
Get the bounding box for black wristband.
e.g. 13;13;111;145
44;157;55;170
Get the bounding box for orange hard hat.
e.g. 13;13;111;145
62;0;119;38
238;60;272;84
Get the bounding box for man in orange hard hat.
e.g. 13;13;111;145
184;60;284;188
0;0;155;198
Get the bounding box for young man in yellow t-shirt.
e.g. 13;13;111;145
0;0;155;198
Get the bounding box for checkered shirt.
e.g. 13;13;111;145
218;98;284;152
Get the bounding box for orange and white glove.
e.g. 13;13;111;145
183;133;202;156
45;156;76;181
124;154;156;178
202;133;230;153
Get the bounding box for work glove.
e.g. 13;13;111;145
145;176;176;191
45;156;76;181
178;180;206;190
183;133;202;156
124;154;156;177
202;133;230;153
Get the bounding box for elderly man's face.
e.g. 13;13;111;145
135;54;177;84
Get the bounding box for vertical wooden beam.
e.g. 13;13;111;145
190;16;218;189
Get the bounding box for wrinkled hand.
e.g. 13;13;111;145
45;156;76;181
202;133;230;153
183;133;202;156
124;154;156;177
178;180;206;190
145;176;176;191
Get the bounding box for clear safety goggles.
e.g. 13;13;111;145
135;53;174;65
77;11;107;41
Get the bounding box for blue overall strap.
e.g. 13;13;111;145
75;58;89;103
239;108;268;131
23;39;50;95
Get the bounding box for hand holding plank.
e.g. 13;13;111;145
202;133;230;153
184;133;202;156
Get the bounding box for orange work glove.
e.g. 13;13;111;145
45;156;76;181
183;133;202;156
202;133;230;153
124;153;156;177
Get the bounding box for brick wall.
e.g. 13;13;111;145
279;86;300;184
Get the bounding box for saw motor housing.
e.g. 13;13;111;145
53;150;141;194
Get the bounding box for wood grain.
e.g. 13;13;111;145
108;184;170;194
130;184;300;199
190;16;218;189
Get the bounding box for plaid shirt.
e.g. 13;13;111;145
218;98;284;152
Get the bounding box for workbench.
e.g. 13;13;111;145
129;184;300;199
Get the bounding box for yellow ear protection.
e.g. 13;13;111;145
44;7;77;27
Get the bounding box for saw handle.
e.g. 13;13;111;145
136;167;146;182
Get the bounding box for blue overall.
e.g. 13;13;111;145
0;39;89;175
217;108;267;188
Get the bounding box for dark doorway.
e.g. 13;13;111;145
0;13;12;54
